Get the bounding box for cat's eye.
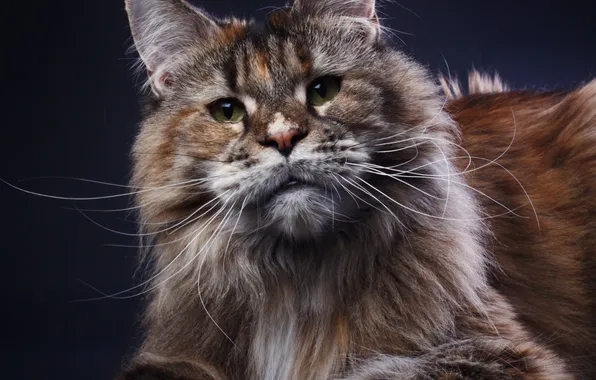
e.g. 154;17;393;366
210;98;246;123
307;76;341;106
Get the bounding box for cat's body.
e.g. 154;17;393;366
452;86;596;376
118;1;595;379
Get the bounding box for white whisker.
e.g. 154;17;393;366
0;177;209;202
383;109;517;179
375;141;427;154
428;139;451;217
330;173;361;208
73;198;231;301
197;201;239;349
63;201;152;214
221;196;249;280
373;169;526;219
354;175;521;223
342;176;405;228
354;166;445;200
167;192;230;235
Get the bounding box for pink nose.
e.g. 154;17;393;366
264;129;306;156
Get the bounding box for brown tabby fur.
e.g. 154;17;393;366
451;84;596;376
118;0;595;379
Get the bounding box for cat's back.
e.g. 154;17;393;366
447;80;596;376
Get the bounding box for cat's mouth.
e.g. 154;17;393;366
279;176;304;190
275;175;313;193
262;175;320;203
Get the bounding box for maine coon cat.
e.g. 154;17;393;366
118;0;596;379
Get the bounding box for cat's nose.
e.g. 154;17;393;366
263;129;307;156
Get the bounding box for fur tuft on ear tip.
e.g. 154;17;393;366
291;0;377;20
291;0;380;40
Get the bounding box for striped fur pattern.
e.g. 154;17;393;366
118;0;594;379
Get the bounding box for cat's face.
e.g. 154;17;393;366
129;0;449;241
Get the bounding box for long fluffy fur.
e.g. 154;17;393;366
450;80;596;376
118;1;594;379
440;69;510;100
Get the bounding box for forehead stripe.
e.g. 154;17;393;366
256;50;270;80
224;56;239;92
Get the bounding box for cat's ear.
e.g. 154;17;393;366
290;0;379;36
291;0;376;18
125;0;218;95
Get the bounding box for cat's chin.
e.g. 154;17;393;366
265;186;335;240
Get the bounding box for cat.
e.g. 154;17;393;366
117;0;596;379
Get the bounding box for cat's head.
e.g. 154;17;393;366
127;0;453;242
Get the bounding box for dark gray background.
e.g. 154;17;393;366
0;1;594;379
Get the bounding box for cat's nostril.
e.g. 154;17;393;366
263;129;307;156
290;133;303;146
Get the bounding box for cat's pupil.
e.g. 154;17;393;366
314;82;327;98
222;103;233;119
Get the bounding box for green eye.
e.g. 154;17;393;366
210;98;246;123
307;76;341;106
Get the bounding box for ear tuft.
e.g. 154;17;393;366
290;0;376;19
290;0;379;39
